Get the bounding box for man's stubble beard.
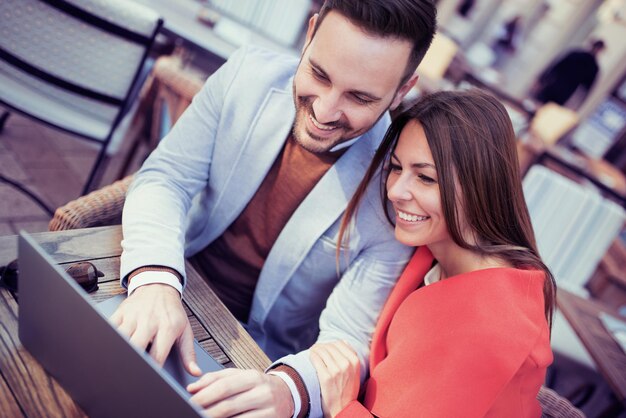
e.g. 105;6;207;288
291;95;347;154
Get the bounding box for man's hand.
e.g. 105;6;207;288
110;283;201;376
187;369;294;418
310;341;360;417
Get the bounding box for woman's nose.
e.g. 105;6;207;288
387;175;412;201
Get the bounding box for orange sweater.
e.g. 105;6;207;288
338;247;552;418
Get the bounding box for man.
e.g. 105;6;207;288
114;1;437;416
534;40;605;108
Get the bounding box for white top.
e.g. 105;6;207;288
423;263;442;286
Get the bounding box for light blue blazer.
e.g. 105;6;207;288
120;46;412;416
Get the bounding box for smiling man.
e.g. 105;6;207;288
116;1;436;417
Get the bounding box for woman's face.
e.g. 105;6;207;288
386;120;455;249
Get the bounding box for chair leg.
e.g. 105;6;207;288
0;174;54;215
0;111;11;134
82;142;111;195
115;132;144;182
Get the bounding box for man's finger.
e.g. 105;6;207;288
128;321;155;352
149;328;178;366
116;316;137;339
187;368;240;393
179;322;201;376
187;371;221;394
201;392;253;418
109;309;122;327
190;370;259;407
194;377;269;417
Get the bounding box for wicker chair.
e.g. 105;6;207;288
49;54;204;231
539;386;585;417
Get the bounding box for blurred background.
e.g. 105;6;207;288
1;0;625;416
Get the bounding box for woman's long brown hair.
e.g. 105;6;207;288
338;89;556;328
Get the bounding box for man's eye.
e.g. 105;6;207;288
312;69;328;82
351;94;372;105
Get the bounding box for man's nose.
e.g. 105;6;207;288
312;91;342;124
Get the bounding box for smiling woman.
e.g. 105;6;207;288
313;89;558;418
386;121;450;249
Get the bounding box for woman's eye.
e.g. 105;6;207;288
418;174;436;184
388;163;402;173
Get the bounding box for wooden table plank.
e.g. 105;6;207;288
183;263;271;371
0;371;25;418
0;226;123;267
557;290;626;404
189;316;211;341
0;288;86;418
198;339;230;365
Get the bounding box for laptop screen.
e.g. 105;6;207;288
18;232;222;418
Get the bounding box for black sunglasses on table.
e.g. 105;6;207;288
0;259;104;295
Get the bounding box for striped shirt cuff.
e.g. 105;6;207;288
127;270;183;297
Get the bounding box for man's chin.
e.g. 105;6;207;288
293;130;342;154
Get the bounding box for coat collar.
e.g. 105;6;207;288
252;126;379;321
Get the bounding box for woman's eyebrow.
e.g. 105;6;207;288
391;152;435;169
412;162;436;169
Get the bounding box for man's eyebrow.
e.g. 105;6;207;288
309;58;383;102
309;58;329;79
391;152;436;169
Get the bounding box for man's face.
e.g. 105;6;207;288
292;11;416;153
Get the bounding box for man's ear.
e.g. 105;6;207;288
302;13;319;54
390;73;419;110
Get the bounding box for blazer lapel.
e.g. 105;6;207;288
210;87;295;234
253;133;376;320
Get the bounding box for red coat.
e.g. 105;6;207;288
338;247;552;418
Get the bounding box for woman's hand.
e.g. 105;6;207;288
310;341;361;417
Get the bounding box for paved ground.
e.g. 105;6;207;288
0;109;142;235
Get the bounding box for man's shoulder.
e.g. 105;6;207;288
230;45;299;85
353;112;391;154
236;44;298;64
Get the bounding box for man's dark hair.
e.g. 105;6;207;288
313;0;437;82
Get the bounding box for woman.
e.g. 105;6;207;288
310;90;556;417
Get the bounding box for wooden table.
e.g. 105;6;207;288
557;289;626;406
536;146;626;207
0;226;270;417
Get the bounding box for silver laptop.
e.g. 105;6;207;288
18;232;223;418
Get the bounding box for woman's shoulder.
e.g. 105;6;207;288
398;266;547;339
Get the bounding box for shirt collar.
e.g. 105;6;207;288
329;136;360;152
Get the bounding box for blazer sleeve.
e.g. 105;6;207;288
274;181;413;418
120;46;249;282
